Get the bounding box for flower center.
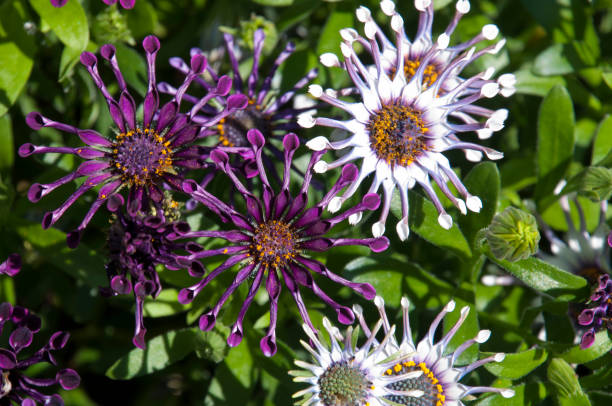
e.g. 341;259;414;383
366;104;428;168
111;127;173;186
217;102;270;147
249;220;298;268
390;58;439;89
318;361;372;406
384;361;446;406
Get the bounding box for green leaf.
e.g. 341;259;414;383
536;86;575;205
251;0;294;6
317;10;353;55
0;0;35;116
514;70;566;97
42;243;108;287
533;44;574;76
560;331;612;364
592;115;612;165
483;245;588;300
484;348;548;379
29;0;89;51
194;324;230;363
547;358;592;406
0;115;13;171
391;192;472;259
143;289;191;318
16;223;66;248
458;162;500;247
563;166;612;201
106;328;199;380
58;45;82;82
224;335;254;388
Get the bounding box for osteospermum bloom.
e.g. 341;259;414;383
51;0;135;8
102;207;194;349
291;297;514;406
301;0;513;240
0;302;80;405
21;36;246;248
289;318;425;405
175;130;389;356
159;28;317;179
539;191;611;349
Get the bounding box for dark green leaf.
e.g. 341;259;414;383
483;244;588;300
547;358;591;406
458;163;500;247
106;328;199;380
484;348;548;379
115;43;147;97
316;10;353;55
514;70;566;97
143;289;191;318
592;115;612;165
251;0;294;6
0;0;35;116
473;383;547;406
194;325;230;363
29;0;88;51
0;115;13;171
533;44;574;76
536;85;575;205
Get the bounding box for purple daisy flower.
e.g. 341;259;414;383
0;302;80;405
301;0;512;240
21;36;246;248
103;208;193;349
175;130;389;356
158;28;317;180
0;254;21;277
51;0;135;9
577;274;612;349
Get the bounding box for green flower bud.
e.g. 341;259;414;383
93;5;135;46
485;207;540;262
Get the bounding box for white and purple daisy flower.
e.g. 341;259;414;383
174;130;389;356
300;0;514;240
20;36;247;248
292;296;514;406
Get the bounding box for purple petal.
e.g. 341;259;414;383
578;309;595;326
260;335;277;357
362;193;381;210
215;75;233;96
190;54;207;74
227;94;249;110
106;194;124;212
57;369;81;390
0;302;13;322
111;276;132;295
580;330;596;349
178;288;195;304
50;0;68;7
199;313;216;331
283;133;299;151
10;327;33;351
143;35;160;54
0;253;21;276
227;327;243;347
246;129;265;149
0;348;16;369
340;164;358;182
66;230;82;249
25;111;45;130
120;0;135;9
49;331;70;350
369;237;390;253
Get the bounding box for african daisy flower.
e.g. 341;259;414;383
300;0;513;240
21;36;246;248
102;205;194;349
175;130;389;356
51;0;135;8
158;28;318;180
291;296;515;406
539;190;611;349
0;302;80;405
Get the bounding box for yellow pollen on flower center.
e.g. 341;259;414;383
110;127;173;187
249;220;298;268
384;360;446;406
366;104;428;168
390;58;440;89
217;100;269;148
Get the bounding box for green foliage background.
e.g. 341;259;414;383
1;0;612;404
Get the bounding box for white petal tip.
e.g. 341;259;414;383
380;0;396;15
348;212;363;225
457;199;467;215
356;6;371;22
320;53;340;68
305;136;329;151
339;28;358;42
466;149;484;161
460;305;470;316
313;160;328;173
499;73;517;87
438;213;453;230
374;296;385;307
456;0;470;14
298;114;316;129
308;84;323;98
328;197;342;213
501;389;515;398
466;196;482;212
500;87;516;97
482;82;500;98
396;218;410;241
364;21;377;40
476;329;491;343
352;303;363;314
445;300;456;312
414;0;431;12
477;129;493;140
486;150;504;160
372;221;385;238
340;42;352;58
401;297;410;308
391;15;403;32
483;66;496;80
494;353;506;362
482;24;499;40
437;33;450;49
